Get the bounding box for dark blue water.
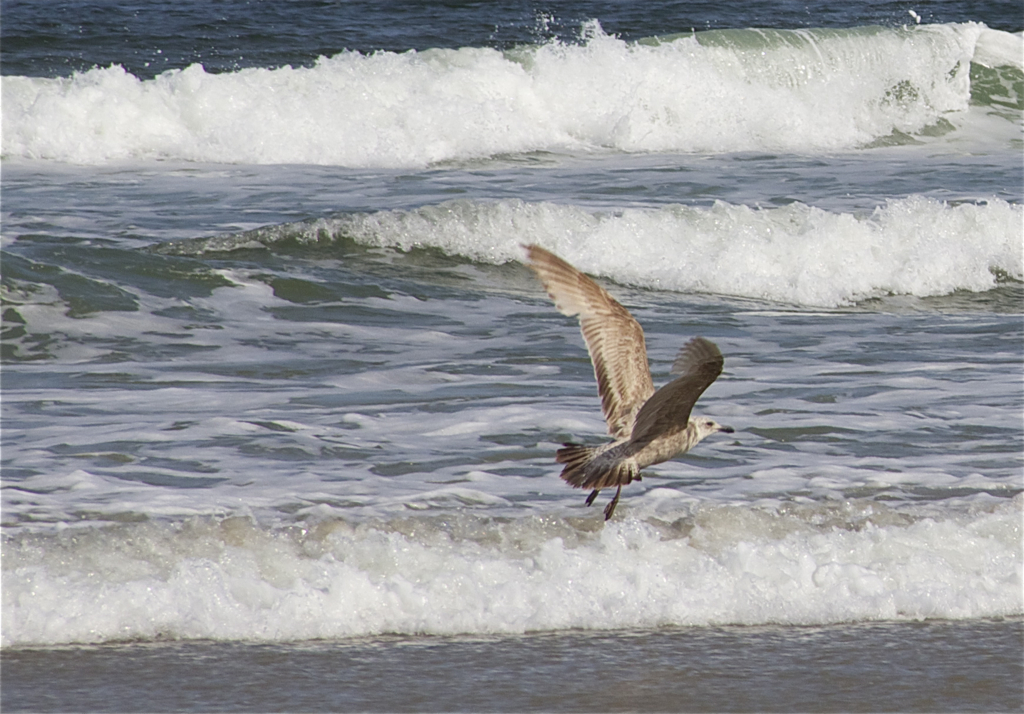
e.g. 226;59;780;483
3;0;1022;79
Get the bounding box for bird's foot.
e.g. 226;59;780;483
603;485;622;520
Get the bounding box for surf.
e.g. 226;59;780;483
155;196;1023;308
3;497;1020;646
3;22;1020;167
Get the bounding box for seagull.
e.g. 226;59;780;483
524;244;734;520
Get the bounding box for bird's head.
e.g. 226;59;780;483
694;417;734;440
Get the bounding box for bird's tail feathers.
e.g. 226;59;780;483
556;443;639;490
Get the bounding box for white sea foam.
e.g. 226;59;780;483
2;497;1020;645
2;22;1016;167
184;196;1023;307
973;26;1024;69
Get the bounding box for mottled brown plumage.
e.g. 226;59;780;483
525;244;733;520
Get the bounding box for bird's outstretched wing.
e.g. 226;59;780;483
630;337;724;444
524;244;654;439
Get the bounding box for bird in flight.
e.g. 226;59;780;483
524;244;734;520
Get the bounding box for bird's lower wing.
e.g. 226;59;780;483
631;337;724;442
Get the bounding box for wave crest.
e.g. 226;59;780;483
3;22;1018;167
156;196;1023;307
3;498;1020;646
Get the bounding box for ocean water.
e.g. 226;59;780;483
2;0;1023;711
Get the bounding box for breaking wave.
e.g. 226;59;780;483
3;22;1020;167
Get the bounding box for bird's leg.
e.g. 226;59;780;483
603;485;622;520
585;489;600;507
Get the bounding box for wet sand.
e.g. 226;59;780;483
4;618;1021;712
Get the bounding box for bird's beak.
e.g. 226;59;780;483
719;425;735;433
